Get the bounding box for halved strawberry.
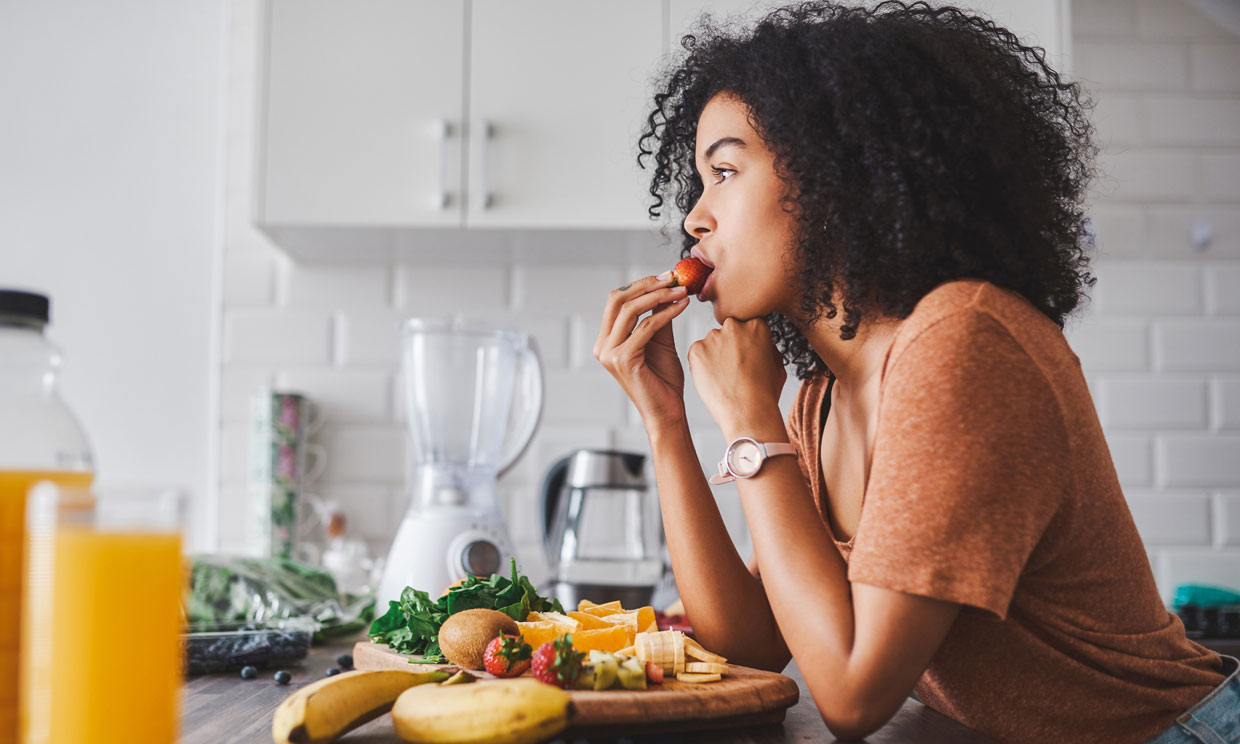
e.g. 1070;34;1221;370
645;660;664;685
669;257;712;296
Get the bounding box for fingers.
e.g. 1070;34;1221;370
595;274;675;357
604;285;687;350
619;297;690;355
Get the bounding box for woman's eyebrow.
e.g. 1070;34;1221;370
702;136;747;160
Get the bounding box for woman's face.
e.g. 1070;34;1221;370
683;92;801;324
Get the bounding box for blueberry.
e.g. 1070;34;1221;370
325;668;341;677
274;670;292;685
239;665;257;680
336;653;354;670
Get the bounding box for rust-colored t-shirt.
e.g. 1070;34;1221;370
786;280;1224;744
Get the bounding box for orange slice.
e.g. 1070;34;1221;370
569;625;631;654
578;599;622;612
633;606;656;633
566;611;614;631
516;621;564;651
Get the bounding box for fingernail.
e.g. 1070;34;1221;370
670;285;687;294
657;271;672;281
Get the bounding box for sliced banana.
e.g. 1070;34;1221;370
685;636;727;664
676;672;722;684
684;662;728;675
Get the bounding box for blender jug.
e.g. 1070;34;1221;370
378;317;542;603
541;450;665;609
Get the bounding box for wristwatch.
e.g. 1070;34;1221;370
709;437;797;485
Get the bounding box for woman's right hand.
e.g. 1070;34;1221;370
593;273;691;433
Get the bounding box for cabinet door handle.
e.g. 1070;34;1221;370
479;119;494;210
434;119;450;210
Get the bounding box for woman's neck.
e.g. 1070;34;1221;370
801;313;903;395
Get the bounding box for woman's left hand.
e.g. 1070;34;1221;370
687;318;787;437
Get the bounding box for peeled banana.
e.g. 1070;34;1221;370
391;678;570;744
634;631;730;683
634;630;686;676
272;669;449;744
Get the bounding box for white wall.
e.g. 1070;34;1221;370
1069;0;1240;598
0;0;227;549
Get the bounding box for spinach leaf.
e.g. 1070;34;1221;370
367;559;560;659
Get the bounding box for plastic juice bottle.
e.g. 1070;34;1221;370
0;289;94;739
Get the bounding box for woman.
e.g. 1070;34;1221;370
593;2;1236;742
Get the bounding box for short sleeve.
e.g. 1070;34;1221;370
786;373;830;492
786;389;811;486
847;311;1069;619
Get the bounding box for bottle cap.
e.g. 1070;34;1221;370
0;289;50;325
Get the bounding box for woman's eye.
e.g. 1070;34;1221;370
710;166;735;184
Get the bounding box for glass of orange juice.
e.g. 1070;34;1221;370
19;483;186;744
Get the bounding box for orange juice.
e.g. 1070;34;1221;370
0;470;92;739
20;526;183;743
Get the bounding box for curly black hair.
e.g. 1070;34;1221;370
637;0;1098;380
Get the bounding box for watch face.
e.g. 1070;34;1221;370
727;439;763;478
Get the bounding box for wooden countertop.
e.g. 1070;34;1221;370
181;638;994;743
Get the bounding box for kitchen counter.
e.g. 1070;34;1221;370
181;639;994;743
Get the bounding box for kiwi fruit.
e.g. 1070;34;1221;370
437;608;520;670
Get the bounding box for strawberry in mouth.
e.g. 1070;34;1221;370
669;256;713;297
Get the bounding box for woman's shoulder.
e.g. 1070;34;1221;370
886;279;1067;377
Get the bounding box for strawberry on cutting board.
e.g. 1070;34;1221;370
482;633;532;678
669;257;712;296
530;635;585;689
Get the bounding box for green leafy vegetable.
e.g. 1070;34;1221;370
185;555;376;642
368;558;562;662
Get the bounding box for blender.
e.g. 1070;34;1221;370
377;316;543;604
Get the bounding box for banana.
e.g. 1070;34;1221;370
272;669;450;744
391;678;571;744
684;661;729;675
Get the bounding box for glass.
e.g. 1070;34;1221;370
20;484;186;744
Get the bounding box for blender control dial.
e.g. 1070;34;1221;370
461;539;501;577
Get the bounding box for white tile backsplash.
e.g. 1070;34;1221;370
225;309;334;365
1095;262;1202;315
1158;435;1240;487
212;0;1240;599
1154;321;1240;372
1099;377;1208;429
1215;492;1240;547
1125;491;1213;545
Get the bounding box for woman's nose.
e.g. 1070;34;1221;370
683;198;714;240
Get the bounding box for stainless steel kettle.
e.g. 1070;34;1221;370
540;449;665;609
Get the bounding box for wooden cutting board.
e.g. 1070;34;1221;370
353;641;801;737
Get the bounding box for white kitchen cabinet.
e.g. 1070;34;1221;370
467;0;662;229
259;0;661;231
258;0;1068;237
260;0;465;227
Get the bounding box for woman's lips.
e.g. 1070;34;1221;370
699;271;717;302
